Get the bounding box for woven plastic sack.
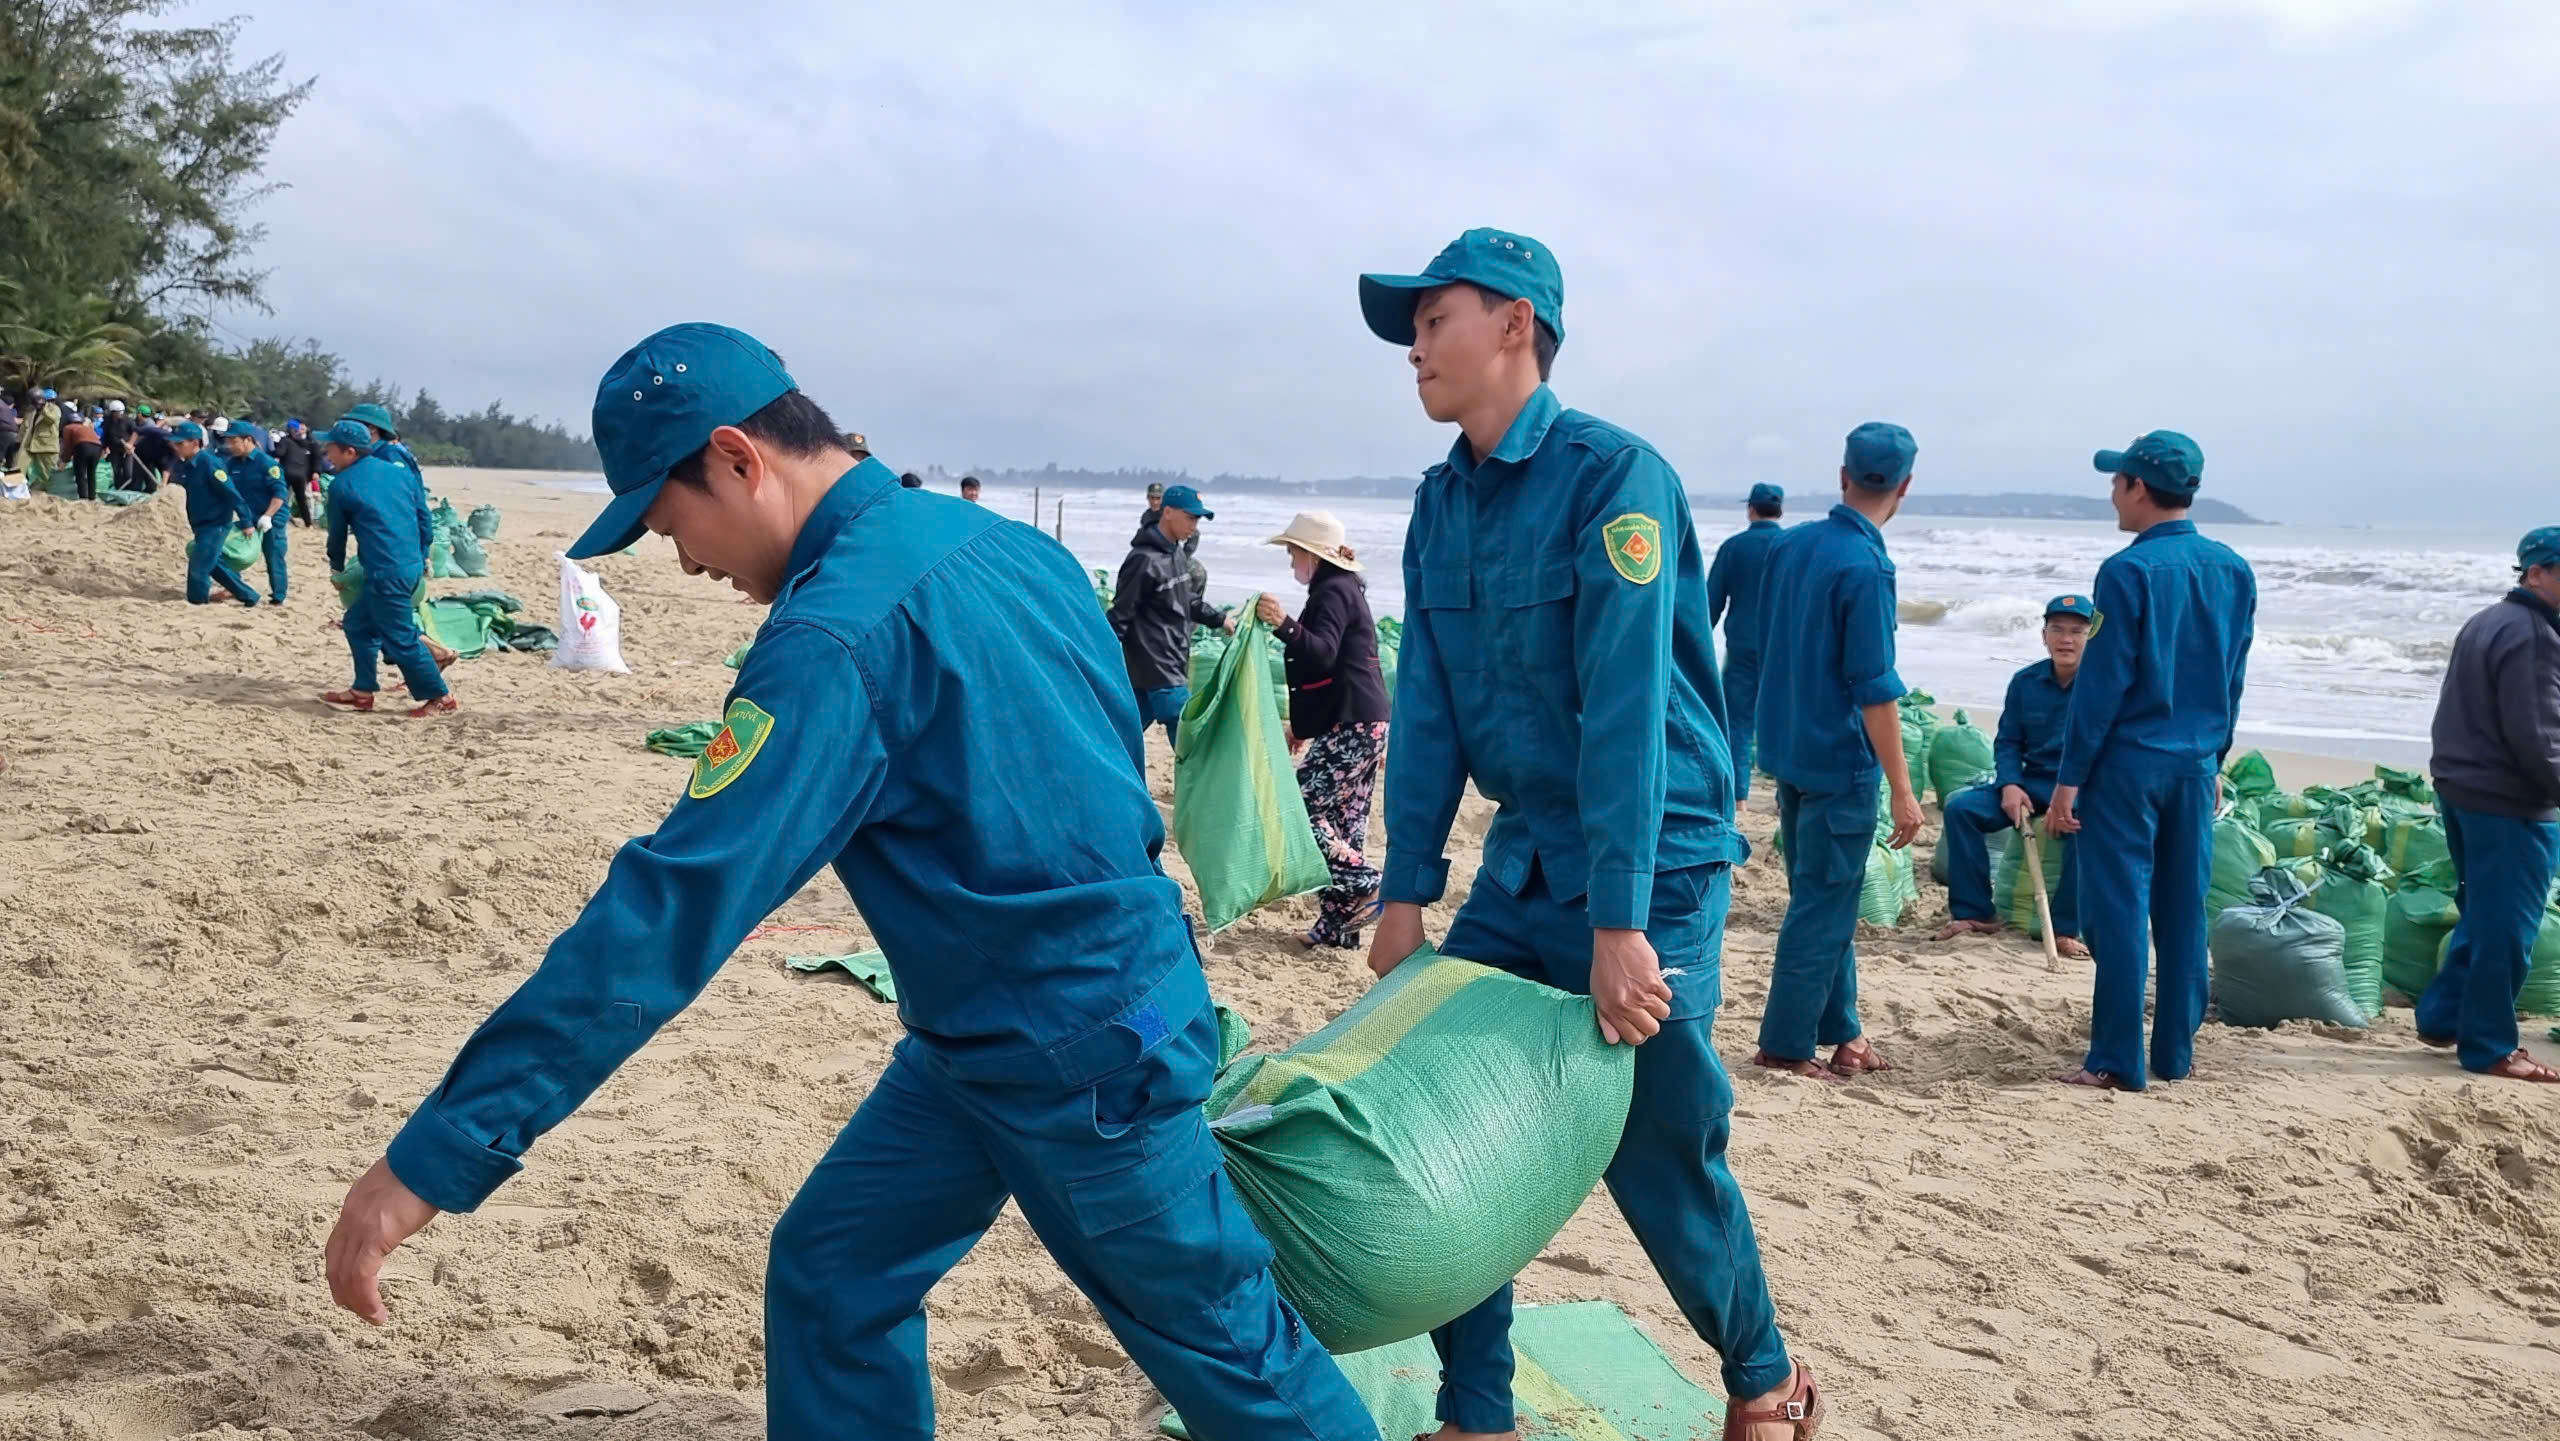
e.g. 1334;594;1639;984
1896;692;1939;804
448;527;490;577
2298;842;2392;1017
220;526;259;571
2263;816;2325;860
2211;867;2363;1027
1204;947;1635;1353
549;552;630;674
428;529;463;578
1375;615;1402;706
2223;750;2280;801
2374;764;2436;806
467;503;501;540
1926;710;1996;806
2382;859;2460;999
1992;823;2069;936
1172;603;1329;930
2378;812;2450;875
2209;806;2279;922
1860;840;1916;925
2250;790;2315;830
1186;626;1227;691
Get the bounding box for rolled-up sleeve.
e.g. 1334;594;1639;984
1839;563;1906;709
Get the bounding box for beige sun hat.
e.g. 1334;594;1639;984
1265;510;1363;572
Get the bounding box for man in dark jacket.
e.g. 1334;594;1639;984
1133;480;1199;562
275;419;318;524
101;401;139;493
2417;526;2560;1082
1108;483;1231;746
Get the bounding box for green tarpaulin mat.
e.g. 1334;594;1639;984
422;598;498;658
1204;947;1633;1355
784;951;896;1003
1173;603;1330;931
645;721;722;758
1161;1300;1721;1440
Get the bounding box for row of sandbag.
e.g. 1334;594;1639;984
422;497;503;578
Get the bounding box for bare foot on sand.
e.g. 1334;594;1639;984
1931;918;2002;941
2055;1068;2130;1090
2054;935;2092;960
1751;1050;1846;1084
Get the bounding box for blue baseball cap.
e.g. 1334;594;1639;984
2046;593;2098;621
286;418;305;430
2518;526;2560;572
1360;227;1565;348
2094;429;2203;495
171;420;206;443
1161;483;1213;520
576;323;798;559
1747;482;1784;509
322;420;373;449
1844;422;1916;490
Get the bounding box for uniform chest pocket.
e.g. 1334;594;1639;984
1418;567;1482;672
1501;559;1579;674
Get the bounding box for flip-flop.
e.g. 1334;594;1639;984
1751;1050;1846;1084
1723;1360;1825;1440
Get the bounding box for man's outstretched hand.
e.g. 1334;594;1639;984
324;1157;440;1325
1366;902;1427;979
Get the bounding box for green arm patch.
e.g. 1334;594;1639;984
689;697;777;799
1601;512;1662;585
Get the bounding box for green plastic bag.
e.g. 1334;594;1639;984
2250;789;2315;828
466;504;501;540
2263;816;2325;860
2209;806;2280;923
422;597;497;658
221;527;259;571
2382;859;2460;999
724;641;752;669
2223;749;2280;800
2211;867;2363;1028
1925;710;1996;806
1204;946;1635;1353
1186;626;1228;691
2297;842;2392;1018
1172;604;1331;931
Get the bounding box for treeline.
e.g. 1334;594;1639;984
944;464;1283;491
227;337;598;470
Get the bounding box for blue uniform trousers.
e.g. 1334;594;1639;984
1141;684;1190;747
343;570;447;700
1723;649;1762;801
1942;781;2080;937
763;1006;1374;1441
258;522;289;603
1757;780;1875;1062
2076;763;2214;1087
186;523;258;606
1428;863;1792;1431
2416;804;2560;1072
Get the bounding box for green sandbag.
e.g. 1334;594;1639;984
2378;812;2450;875
1204;946;1634;1354
447;527;490;577
1091;567;1114;611
2209;806;2280;922
329;556;433;628
2223;749;2280;800
466;503;501;540
2263;816;2325;860
1375;615;1401;705
2212;867;2362;1027
1925;710;1996;806
2374;764;2435;805
427;530;463;579
644;721;722;758
1172;603;1331;930
221;527;259;571
429;496;459;533
2382;859;2460;999
1992;821;2069;936
2250;789;2315;828
1860;840;1916;925
1896;692;1939;805
2437;909;2560;1018
2297;842;2392;1018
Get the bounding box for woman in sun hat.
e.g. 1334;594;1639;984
1254;511;1391;949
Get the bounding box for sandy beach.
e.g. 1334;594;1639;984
2;468;2554;1441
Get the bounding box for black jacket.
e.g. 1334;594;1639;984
1109;524;1224;693
2431;588;2560;822
274;431;316;481
1275;564;1389;737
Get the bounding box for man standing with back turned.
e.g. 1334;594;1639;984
1708;482;1786;800
1360;228;1824;1441
2415;526;2560;1082
2049;430;2256;1091
320;325;1372;1441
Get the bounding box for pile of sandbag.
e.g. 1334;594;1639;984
425;496;492;578
1924;710;1995;807
2211;867;2365;1028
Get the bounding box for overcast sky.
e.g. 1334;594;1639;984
188;0;2555;528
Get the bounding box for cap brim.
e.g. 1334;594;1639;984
566;479;662;560
1358;273;1441;346
2092;449;2128;474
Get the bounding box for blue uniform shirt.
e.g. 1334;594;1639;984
2058;520;2257;785
1706;518;1784;661
325;454;435;577
1995;659;2072;790
229;446;289;521
1383;385;1741;933
170;449;245;529
1751;505;1906;791
385;461;1209;1212
374;438;423;481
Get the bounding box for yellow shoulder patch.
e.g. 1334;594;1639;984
689;698;776;799
1601;512;1662;585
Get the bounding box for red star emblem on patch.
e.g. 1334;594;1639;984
703;728;740;767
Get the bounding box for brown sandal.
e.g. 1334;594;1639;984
1829;1039;1892;1076
405;695;459;719
1724;1361;1824;1439
1751;1050;1846;1084
319;689;375;712
2055;1068;2131;1091
2483;1048;2560;1083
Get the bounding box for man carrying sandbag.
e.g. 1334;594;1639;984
165;420;260;608
221;420;292;604
2414;526;2560;1082
320;325;1372;1441
319;421;455;718
1707;481;1785;800
2048;431;2257;1091
1359;230;1825;1441
1109;482;1233;746
1933;593;2094;958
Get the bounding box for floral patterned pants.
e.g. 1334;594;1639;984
1298;721;1388;948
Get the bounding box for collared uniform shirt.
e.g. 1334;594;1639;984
385;461;1207;1212
1383;385;1741;933
325;454;435;576
1995;659;2072;790
2058;520;2257;785
1751;504;1906;792
1706;518;1785;662
169;449;246;529
229;445;289;520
